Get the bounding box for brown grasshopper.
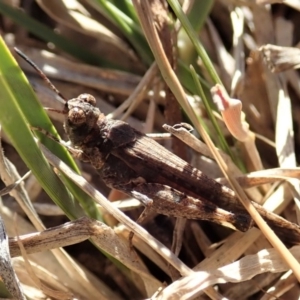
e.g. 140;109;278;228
15;48;300;245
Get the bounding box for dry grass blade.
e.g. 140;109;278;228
0;134;43;231
219;168;300;188
163;124;300;187
274;78;300;220
0;171;30;197
14;46;141;96
157;244;300;299
200;121;300;281
37;0;128;44
9;217;158;298
163;123;242;175
111;63;158;120
260;270;297;300
8;218;111;257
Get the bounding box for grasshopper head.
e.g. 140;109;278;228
64;94;101;146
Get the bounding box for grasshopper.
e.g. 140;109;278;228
15;48;300;245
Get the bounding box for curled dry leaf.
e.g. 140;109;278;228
260;44;300;73
211;84;250;142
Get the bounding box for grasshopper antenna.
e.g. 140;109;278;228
14;47;68;107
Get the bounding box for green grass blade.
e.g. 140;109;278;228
187;0;214;31
111;0;139;23
0;38;101;220
168;1;245;167
168;0;222;85
91;0;153;65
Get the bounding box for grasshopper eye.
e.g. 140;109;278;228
78;94;96;107
69;108;86;125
